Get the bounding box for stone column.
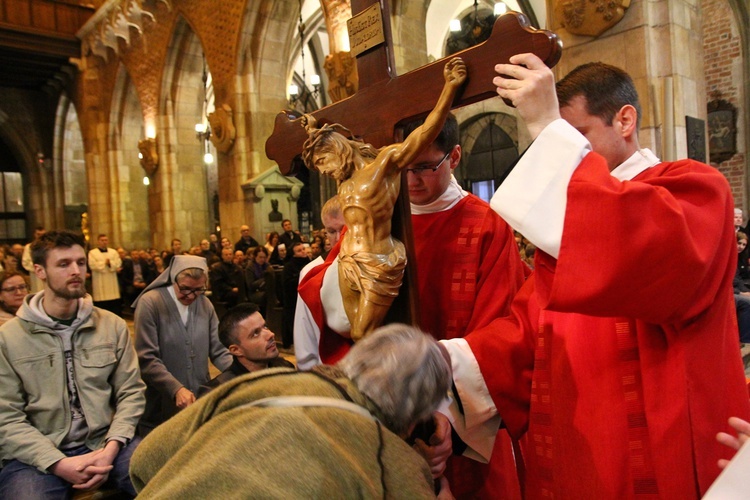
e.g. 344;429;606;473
550;0;706;160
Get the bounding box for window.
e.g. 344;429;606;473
0;172;26;240
471;180;495;204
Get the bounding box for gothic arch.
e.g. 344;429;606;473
53;94;88;234
455;112;519;194
155;17;212;248
107;65;151;248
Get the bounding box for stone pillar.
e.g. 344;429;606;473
147;99;210;250
550;0;706;160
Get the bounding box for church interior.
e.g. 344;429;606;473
0;0;745;251
1;2;750;498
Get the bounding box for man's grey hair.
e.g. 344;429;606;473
338;323;450;435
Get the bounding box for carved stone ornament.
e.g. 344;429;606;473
208;104;236;153
708;99;738;164
324;51;359;103
78;0;172;60
554;0;631;37
138;138;158;177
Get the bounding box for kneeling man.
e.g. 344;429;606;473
130;324;450;498
199;302;294;395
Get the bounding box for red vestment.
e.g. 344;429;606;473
413;194;526;499
297;233;353;366
468;154;750;498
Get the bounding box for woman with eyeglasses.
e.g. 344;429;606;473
131;255;232;436
0;272;28;324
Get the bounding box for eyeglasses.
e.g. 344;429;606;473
177;285;207;297
405;151;451;176
1;284;27;293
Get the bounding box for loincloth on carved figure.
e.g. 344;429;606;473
337;242;407;306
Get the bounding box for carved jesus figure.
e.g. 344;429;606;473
301;57;466;341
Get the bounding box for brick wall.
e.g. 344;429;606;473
702;0;746;207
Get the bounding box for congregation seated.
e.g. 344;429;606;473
734;231;750;343
281;242;311;347
0;271;27;325
199;238;219;266
209;247;246;309
198;302;294;396
264;231;280;256
129;324;451;498
245;246;269;315
120;249;156;307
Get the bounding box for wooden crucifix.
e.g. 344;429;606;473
266;3;561;330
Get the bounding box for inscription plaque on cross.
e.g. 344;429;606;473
266;3;561;327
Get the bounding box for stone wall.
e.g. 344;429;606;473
702;0;746;208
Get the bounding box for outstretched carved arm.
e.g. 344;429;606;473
390;57;467;169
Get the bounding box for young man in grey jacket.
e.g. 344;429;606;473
0;230;145;499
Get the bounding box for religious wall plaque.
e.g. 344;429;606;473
685;116;706;163
708;99;737;164
347;2;385;57
554;0;631;37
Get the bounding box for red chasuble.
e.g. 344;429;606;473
412;194;527;500
297;230;353;365
467;154;750;498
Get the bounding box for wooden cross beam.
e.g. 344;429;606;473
267;5;560;331
265;11;561;172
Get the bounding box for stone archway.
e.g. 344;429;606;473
53;94;88;235
153;17;212;250
107;65;151;248
455;112;519;197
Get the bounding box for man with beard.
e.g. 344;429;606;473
198;303;294;395
0;230;145;498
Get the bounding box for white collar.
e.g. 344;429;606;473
167;285;190;325
610;148;661;181
410;175;468;215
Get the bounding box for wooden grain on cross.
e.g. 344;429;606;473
265;12;561;173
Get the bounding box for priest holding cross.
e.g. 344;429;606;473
300;57;467;342
438;53;750;498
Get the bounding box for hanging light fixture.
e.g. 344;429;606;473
447;0;508;56
288;0;321;109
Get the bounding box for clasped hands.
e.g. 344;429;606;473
49;441;119;490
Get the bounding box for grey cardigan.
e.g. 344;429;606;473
134;287;231;428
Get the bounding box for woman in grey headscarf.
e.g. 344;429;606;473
132;255;232;435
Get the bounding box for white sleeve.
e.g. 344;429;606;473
293;296;322;370
437;338;502;463
88;249;106;271
320;259;350;334
490;118;591;258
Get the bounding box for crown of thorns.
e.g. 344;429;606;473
301;114;359;169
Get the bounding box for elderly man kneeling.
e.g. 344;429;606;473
129;324;451;498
